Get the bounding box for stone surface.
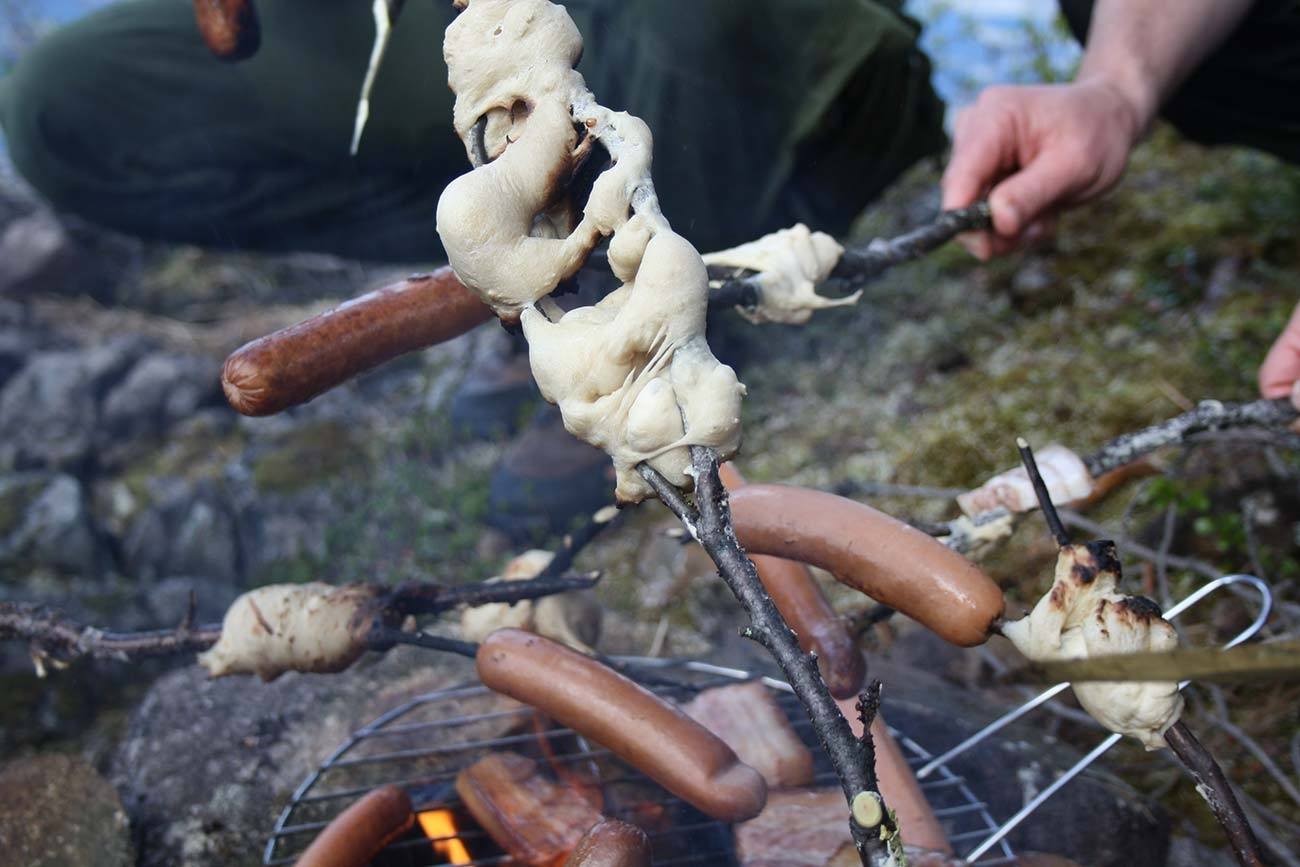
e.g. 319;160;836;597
0;471;102;578
112;649;481;867
0;338;149;472
0;753;134;867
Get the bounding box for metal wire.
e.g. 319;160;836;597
264;657;1016;865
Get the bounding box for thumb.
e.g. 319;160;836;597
987;151;1083;237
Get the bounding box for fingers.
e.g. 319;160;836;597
943;100;1015;261
1258;301;1300;402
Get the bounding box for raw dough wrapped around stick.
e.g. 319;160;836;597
198;583;380;681
436;0;745;503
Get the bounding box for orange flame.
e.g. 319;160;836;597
417;809;472;865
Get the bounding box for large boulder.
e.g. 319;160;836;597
113;650;481;867
0;754;134;867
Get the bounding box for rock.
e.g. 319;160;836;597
0;753;134;867
122;480;242;587
0;210;78;298
113;650;482;867
1166;836;1236;867
100;352;221;445
0;338;150;472
0;472;103;578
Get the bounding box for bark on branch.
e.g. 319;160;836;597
707;203;992;311
0;571;599;672
639;447;899;867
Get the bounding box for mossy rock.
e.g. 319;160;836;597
0;754;134;867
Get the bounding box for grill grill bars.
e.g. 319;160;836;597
264;660;1015;866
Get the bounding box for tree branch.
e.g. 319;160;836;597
1084;398;1298;477
707;203;992;312
1;570;600;672
639;448;897;867
1165;720;1266;867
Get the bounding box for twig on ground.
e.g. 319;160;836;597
1208;712;1300;808
1057;510;1222;580
639;447;896;867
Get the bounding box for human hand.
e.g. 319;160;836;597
941;79;1147;260
1259;301;1300;411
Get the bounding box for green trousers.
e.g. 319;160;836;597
0;0;946;262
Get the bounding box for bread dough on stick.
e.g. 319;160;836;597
703;224;859;325
437;0;745;503
1002;542;1183;749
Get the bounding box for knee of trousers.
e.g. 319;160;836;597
0;26;121;213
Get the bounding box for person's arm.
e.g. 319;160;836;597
941;0;1255;259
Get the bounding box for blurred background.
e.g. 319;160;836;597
0;3;1296;867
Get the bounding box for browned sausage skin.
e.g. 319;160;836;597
564;818;652;867
192;0;260;61
728;485;1005;647
222;267;493;416
476;629;767;823
718;463;866;698
293;785;413;867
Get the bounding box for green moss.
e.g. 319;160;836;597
252;421;360;494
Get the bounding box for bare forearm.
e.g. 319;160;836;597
1078;0;1255;130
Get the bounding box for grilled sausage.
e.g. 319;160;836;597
564;818;652;867
293;785;413;867
192;0;260;60
476;629;767;822
222;267;493;416
728;485;1004;647
718;463;865;698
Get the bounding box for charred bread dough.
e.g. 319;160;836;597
702;224;859;325
437;0;744;503
1002;541;1183;749
198;583;378;680
477;629;767;822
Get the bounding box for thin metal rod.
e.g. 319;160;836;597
965;733;1122;861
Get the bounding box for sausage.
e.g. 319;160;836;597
192;0;260;61
835;697;950;854
718;463;865;698
564;818;652;867
728;485;1005;647
476;629;767;823
293;785;413;867
222;267;493;416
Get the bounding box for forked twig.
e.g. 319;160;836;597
639;447;898;867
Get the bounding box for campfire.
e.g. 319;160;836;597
263;663;1013;867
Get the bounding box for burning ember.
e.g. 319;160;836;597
416;810;472;865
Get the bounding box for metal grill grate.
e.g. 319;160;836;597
264;660;1016;866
